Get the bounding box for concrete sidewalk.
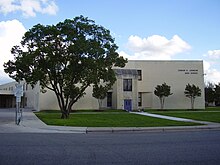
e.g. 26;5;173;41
130;112;219;125
0;109;86;133
1;109;220;133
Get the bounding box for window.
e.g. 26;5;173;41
123;79;132;91
137;70;142;80
138;92;142;106
107;92;112;107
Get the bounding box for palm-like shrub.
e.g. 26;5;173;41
154;83;173;110
184;84;201;109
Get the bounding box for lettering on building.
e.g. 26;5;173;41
178;69;198;75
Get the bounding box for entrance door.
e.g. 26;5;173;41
124;99;132;112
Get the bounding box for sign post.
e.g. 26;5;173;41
14;83;23;125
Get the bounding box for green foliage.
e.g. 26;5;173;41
214;83;220;106
92;70;116;109
4;15;127;118
205;82;215;105
184;84;201;109
154;82;173;109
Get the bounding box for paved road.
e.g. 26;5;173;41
0;130;220;165
0;108;15;124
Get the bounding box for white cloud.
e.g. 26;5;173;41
203;61;220;84
0;0;58;17
203;50;220;83
122;35;191;60
0;19;26;84
204;49;220;59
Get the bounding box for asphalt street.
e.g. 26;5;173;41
0;130;220;165
0;108;15;124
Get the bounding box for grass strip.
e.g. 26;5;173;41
152;111;220;123
35;111;201;127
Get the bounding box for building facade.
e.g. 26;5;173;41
0;60;205;110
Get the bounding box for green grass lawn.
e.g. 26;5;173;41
151;111;220;123
205;107;220;111
35;111;201;127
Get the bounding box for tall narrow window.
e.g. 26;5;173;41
137;70;142;81
123;79;132;91
107;92;112;107
138;92;142;106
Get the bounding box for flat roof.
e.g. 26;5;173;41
127;60;203;63
0;90;14;95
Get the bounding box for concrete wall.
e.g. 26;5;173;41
24;82;40;110
124;60;205;109
0;81;40;109
115;75;138;110
39;85;99;110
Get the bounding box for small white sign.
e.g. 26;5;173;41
16;97;21;103
14;84;23;98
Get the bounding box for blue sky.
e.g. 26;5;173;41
0;0;220;84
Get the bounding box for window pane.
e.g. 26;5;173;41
137;70;142;80
123;79;132;91
138;92;142;106
107;92;112;107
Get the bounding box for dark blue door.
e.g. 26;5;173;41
124;99;132;112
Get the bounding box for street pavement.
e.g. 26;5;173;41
0;108;220;133
1;130;220;165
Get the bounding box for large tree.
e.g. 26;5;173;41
154;82;173;110
184;84;201;109
4;15;127;118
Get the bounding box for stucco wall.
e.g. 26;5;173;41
124;60;205;109
19;60;205;111
39;85;99;110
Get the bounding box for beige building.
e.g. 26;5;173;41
0;60;205;110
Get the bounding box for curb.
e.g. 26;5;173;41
85;125;220;133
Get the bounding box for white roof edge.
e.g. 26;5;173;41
127;60;203;62
0;81;16;87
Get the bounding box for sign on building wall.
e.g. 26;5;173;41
178;69;199;75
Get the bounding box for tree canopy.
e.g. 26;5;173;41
4;15;127;118
214;83;220;106
205;82;215;106
154;82;173;110
184;84;201;109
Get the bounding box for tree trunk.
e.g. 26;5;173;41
98;99;103;110
60;105;70;119
160;98;162;110
160;97;165;110
61;111;69;119
191;97;195;109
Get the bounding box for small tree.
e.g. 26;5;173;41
92;84;111;110
154;82;173;110
92;62;117;110
184;84;201;109
214;83;220;106
205;82;215;106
